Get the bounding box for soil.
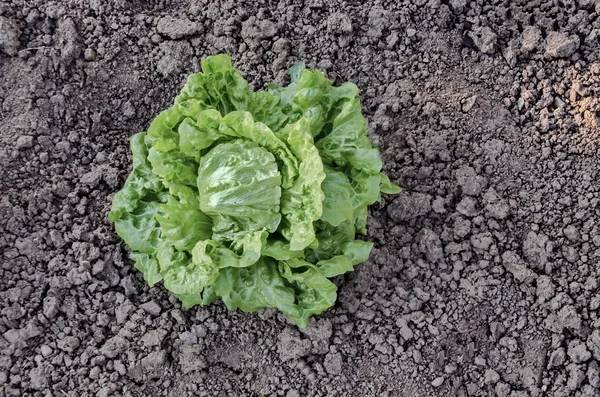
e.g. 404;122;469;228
1;0;600;396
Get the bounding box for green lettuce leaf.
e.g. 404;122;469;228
175;54;250;115
278;118;326;251
130;252;163;287
210;258;301;320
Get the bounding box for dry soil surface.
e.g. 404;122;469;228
1;0;600;396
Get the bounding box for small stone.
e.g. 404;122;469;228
484;369;500;384
545;32;580;58
179;331;198;345
28;366;47;390
483;189;510;219
456;165;483;196
432;196;446;214
417;228;444;263
588;330;600;360
522;231;549;270
43;296;61;319
141;350;167;370
548;347;566;368
122;101;136;119
563;225;580;242
502;251;536;284
327;12;353;34
323;352;343;375
156;40;193;76
587;361;600;388
558;305;582;333
120;275;137;296
100;335;129;358
431;376;444;387
115;301;134;324
16;136;34;150
277;329;311;362
449;0;467;13
241;16;278;40
396;318;414;341
83;48;96;61
521;26;542;52
520;366;537;388
462;95;478;112
3;328;22;344
562;246;579;263
80;170;102;187
40;345;52;357
141;329;168;348
536;276;555;303
57;336;80;353
444;364;457;374
567;340;591;364
469;26;497;54
177;344;207;375
456;197;478;217
566;363;586;390
156;16;201;39
471;232;493;251
474;356;487;366
89;366;101;379
495;382;511;397
57;17;83;64
140;300;162;316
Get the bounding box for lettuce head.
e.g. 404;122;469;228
109;54;400;327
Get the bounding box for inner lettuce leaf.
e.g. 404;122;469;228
109;54;400;327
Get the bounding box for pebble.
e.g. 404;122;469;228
431;376;445;387
140;300;162;316
484;369;500;384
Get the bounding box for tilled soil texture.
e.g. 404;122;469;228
1;1;600;396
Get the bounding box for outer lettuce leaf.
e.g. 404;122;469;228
148;146;198;187
175;54;250;115
249;91;288;132
380;173;402;194
320;167;357;227
178;111;222;159
316;240;373;278
109;133;166;255
279;258;337;327
262;238;304;261
113;200;163;254
210;258;301;320
155;193;212;252
316;99;382;174
109;133;163;220
192;230;265;272
130;252;163;287
157;240;213;297
306;220;373;278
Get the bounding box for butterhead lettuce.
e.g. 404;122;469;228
109;54;400;327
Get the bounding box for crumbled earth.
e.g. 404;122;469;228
1;0;599;396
